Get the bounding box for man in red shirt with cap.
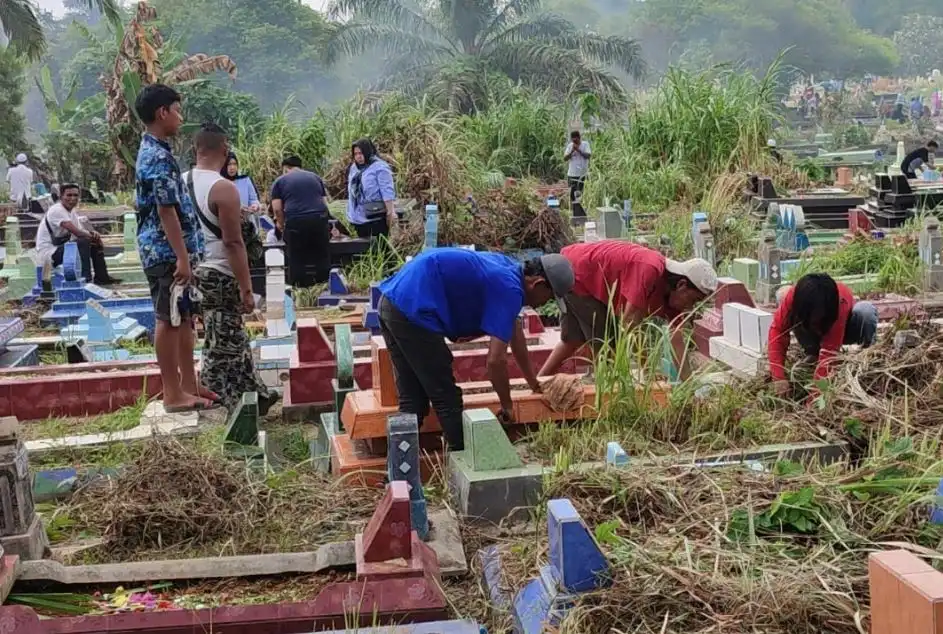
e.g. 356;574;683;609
768;273;878;395
538;241;718;379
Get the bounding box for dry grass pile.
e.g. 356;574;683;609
542;374;584;413
491;458;943;634
69;439;381;561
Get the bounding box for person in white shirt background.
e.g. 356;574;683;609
6;153;34;209
35;183;119;285
564;131;591;218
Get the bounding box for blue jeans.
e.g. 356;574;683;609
795;301;878;357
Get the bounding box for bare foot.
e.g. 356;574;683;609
162;394;212;412
196;385;221;403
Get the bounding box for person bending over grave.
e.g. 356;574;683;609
134;84;219;413
35;183;120;286
538;241;717;380
768;273;878;397
187;124;279;415
901;139;938;179
377;249;574;451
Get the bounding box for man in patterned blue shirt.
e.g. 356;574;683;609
134;83;214;412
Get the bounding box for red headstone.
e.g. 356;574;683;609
360;481;412;563
296;319;334;364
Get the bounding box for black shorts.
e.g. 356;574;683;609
145;262;184;323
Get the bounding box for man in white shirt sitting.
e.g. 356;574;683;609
6;153;33;210
35;183;119;285
564;131;591;218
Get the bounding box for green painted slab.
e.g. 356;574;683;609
731;258;759;291
334;323;353;388
462;409;522;471
224;391;259;446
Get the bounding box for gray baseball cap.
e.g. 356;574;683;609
539;253;575;314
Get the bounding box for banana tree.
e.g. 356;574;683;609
102;1;237;186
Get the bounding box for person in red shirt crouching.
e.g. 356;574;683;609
769;273;878;397
538;241;718;380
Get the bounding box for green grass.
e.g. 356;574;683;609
21;398;149;442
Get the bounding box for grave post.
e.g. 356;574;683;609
0;418;48;560
756;231;782;304
3;217;20;269
122;213;140;264
386;413;429;540
424;204;439;251
920;216;943;291
691;212;715;264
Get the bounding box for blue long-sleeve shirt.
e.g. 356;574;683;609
232;177;259;209
346;159;396;225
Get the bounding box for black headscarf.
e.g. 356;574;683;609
350;138;378;203
221;152;249;181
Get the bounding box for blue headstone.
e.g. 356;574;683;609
62;241;81;282
362;309;381;334
795;233;810;251
931;479;943;524
546;197;559;208
284;291;296;330
547;498;610;593
386;413;429;540
512;566;571;634
479;545;511;611
605;442;629;467
328;268;349;295
86;300;115;343
369;282;382;311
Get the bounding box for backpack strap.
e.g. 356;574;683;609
187;171;222;240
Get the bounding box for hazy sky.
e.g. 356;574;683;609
35;0;329;17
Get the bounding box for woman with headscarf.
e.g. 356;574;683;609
220;152;265;295
346;139;396;239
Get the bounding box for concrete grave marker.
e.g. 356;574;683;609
605;441;629;467
757;232;783;304
62;242;81;282
359;480;412;562
461;409;523;472
920;217;943;291
224;392;259;446
387;413;429;540
731;258;759;291
122;213;140;263
0;418;48;560
328;268;349;295
547;498;611;592
424;204;439;250
3;217;20;269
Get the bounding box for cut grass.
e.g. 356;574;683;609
20;399;149;442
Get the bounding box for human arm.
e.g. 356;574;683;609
211;179;254;312
377;164;396;225
155;166;191;283
510;319;541;392
487;335;514;419
581;141;591;160
247;179;260;211
767;299;792;390
563;142;574;161
538;340;581;376
60;220;96;241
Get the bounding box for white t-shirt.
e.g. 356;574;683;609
6;164;33;205
186;168;232;277
565;141;591;178
35;203;79;265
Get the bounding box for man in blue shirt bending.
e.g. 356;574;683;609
377;249;574;451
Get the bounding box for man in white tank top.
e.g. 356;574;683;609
187;123;277;414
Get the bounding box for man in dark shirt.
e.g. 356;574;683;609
271;156;333;287
901;140;938;179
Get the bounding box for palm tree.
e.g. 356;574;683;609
0;0;121;61
325;0;645;112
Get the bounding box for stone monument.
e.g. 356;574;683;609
0;417;47;560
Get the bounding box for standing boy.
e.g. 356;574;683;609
134;84;214;412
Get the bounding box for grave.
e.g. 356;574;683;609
386;415;429;540
691;212;715;263
59;300;147;344
606;441;629;466
730;257;759;291
869;549;943;634
745;174;863;229
596;206;624;239
362;282;382;335
756;231;783;304
424;204;439;250
1;217;21;273
0;417;48;560
920;216;943;291
448;409;543;524
509;498;611;633
224;392;260;447
708;302;773;378
691;277;755;356
0;318;37;368
42;296;155;332
317;267;370;306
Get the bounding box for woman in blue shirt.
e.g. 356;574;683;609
346;139;396;239
221;153;260;212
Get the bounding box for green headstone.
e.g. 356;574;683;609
335;324;353;389
731;258;759;291
123;213;138;252
8;255;35;298
462;409;522;471
331;378;357;430
224;392;259;446
4;217;20;266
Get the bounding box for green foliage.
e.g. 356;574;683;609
0;48;29;158
584;63;779;211
181;82;264;141
728;486;823;540
893;15;943;77
324;0;645;111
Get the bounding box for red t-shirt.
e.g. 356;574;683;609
768;281;855;381
561;241;678;321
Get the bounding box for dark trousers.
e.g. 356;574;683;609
379;296;464;451
568;176;586;217
51;238;109;283
354;216;389;239
285;214;330;288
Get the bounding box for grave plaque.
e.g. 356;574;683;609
387;413;429;540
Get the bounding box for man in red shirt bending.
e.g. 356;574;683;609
538;241;717;379
768;273;878;396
